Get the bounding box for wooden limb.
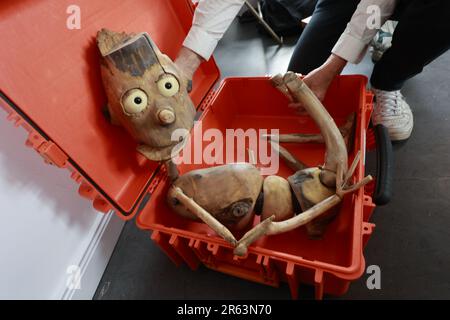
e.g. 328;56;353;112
267;194;341;234
263;112;356;146
234;166;373;256
264;133;324;144
338;175;373;197
334;152;373;197
170;187;237;246
270;74;294;102
270;140;306;171
338;151;373;195
282;72;348;188
234;194;342;256
343;151;361;187
234;215;275;256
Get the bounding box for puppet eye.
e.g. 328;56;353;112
157;74;180;97
122;89;148;114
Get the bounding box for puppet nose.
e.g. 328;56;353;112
156;107;176;125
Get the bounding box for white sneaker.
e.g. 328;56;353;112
372;88;414;141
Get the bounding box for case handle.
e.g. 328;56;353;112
373;124;394;205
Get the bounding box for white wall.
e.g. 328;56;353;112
0;109;124;300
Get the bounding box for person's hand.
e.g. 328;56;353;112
174;46;204;81
288;54;347;114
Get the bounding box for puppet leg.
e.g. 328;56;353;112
234;157;372;256
270;140;306;171
170;187;238;246
264;113;356;145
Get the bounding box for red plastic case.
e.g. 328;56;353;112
0;0;377;299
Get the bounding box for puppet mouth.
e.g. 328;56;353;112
137;134;188;161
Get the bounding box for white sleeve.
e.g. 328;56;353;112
183;0;246;60
332;0;397;64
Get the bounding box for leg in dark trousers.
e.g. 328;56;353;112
287;0;359;74
371;0;450;91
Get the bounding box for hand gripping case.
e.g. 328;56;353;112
0;0;392;299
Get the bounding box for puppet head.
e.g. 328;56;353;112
97;29;195;161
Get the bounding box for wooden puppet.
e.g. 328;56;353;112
97;29;371;256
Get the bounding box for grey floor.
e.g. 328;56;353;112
94;19;450;300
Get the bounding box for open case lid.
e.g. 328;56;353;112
0;0;220;218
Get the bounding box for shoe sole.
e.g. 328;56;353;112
389;126;413;141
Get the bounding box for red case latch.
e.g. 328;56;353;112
38;141;68;167
25;133;68;168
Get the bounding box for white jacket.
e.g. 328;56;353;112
183;0;397;64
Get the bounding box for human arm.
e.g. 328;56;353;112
301;0;397;101
175;0;245;80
